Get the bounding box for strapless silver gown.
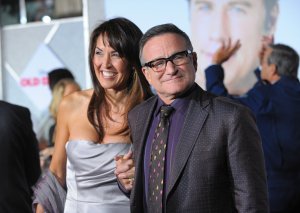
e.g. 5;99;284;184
64;140;131;213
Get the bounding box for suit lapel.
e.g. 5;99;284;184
131;97;157;209
167;86;211;196
133;97;157;168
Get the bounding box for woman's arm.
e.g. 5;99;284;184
49;96;72;186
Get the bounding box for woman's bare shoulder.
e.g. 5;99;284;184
59;89;94;113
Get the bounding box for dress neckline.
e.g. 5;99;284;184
66;139;131;146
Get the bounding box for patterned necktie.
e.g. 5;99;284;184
148;105;174;213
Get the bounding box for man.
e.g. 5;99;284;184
189;0;279;95
116;24;268;212
205;42;300;212
0;101;41;213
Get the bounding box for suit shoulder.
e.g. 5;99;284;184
0;101;30;117
209;95;254;116
129;95;157;115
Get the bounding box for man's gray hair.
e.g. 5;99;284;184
268;44;299;78
139;23;193;64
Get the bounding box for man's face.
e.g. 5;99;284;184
190;0;269;94
141;33;197;104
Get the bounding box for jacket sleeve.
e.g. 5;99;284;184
22;108;41;188
227;106;269;212
205;64;271;114
205;64;228;96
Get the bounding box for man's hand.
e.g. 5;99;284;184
259;36;273;65
212;38;241;65
114;151;135;191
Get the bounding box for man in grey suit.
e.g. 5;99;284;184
116;23;268;212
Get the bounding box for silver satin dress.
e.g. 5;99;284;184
64;140;131;213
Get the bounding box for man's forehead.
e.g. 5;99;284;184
143;34;186;56
144;33;185;46
191;0;264;6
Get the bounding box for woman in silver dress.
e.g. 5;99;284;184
33;17;152;213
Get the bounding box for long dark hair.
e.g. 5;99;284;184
88;17;152;142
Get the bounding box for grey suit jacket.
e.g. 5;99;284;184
128;84;269;213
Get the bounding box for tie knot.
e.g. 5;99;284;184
160;105;174;119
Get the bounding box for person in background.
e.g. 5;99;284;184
189;0;279;95
116;23;268;212
0;100;41;213
38;68;76;150
33;17;152;213
48;68;75;92
48;78;81;146
48;68;76;145
205;41;300;212
40;78;81;173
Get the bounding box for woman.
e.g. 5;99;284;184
33;17;152;213
48;78;81;146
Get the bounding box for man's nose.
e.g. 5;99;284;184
164;60;177;75
209;9;229;42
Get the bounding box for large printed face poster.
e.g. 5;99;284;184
105;0;300;95
191;0;274;95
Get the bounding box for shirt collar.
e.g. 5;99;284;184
154;84;195;117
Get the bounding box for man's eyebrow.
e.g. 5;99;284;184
193;0;252;8
228;1;252;8
193;0;211;5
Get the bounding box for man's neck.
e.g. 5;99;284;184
158;83;195;105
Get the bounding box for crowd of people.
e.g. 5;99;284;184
1;6;299;213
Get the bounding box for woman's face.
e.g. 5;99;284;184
93;34;131;91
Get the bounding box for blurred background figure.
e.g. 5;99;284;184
53;0;82;18
205;42;300;212
48;68;75;92
48;78;81;145
38;68;76;150
0;100;41;213
40;78;81;173
189;0;279;95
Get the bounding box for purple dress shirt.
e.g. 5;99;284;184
143;94;190;207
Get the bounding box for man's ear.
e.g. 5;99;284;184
270;63;278;77
142;67;152;85
192;52;198;72
269;63;281;83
